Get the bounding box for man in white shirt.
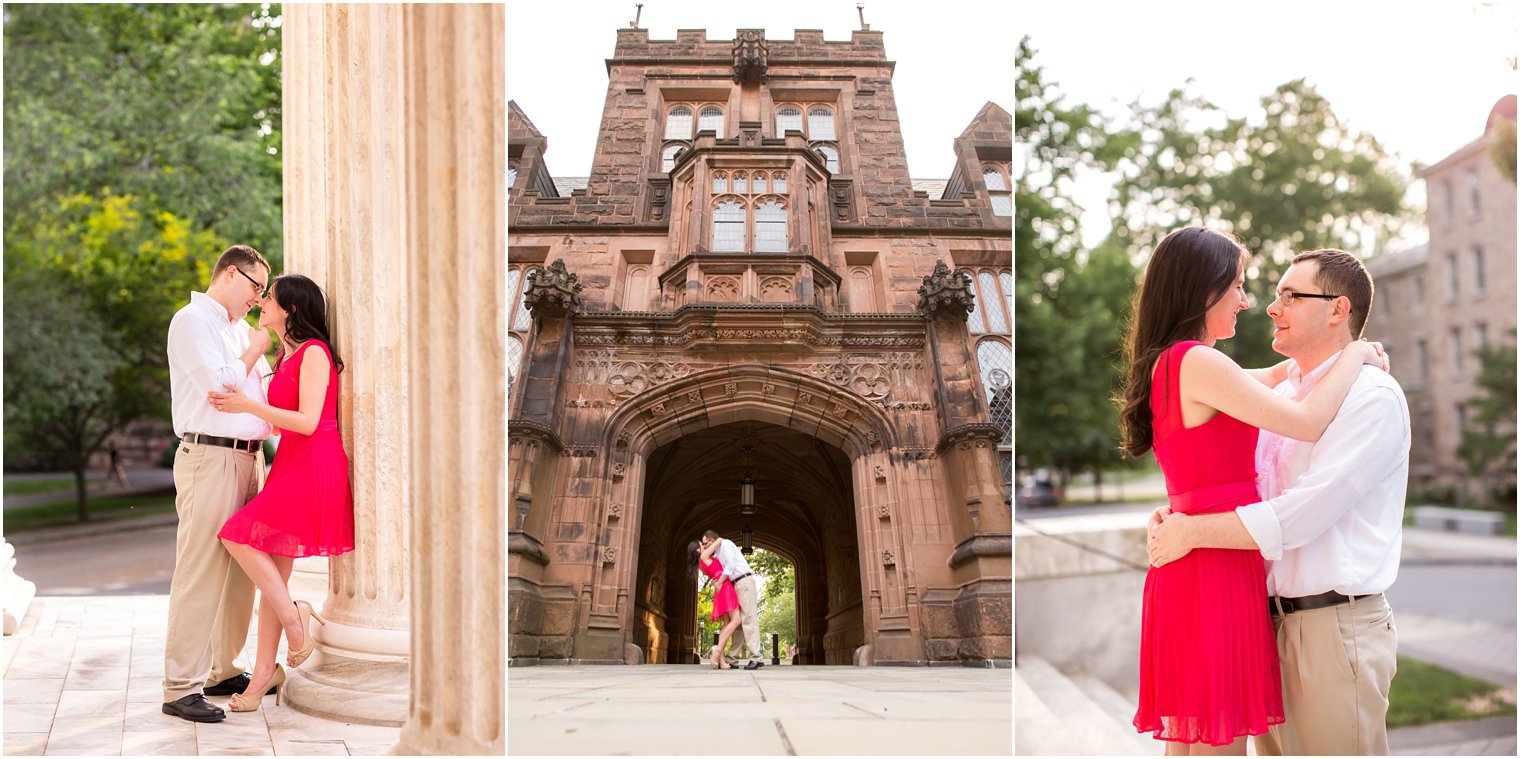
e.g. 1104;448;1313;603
700;529;765;670
1147;249;1410;755
161;245;275;723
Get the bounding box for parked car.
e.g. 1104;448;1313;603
1017;471;1060;508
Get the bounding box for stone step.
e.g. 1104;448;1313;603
1070;673;1155;755
1015;655;1150;756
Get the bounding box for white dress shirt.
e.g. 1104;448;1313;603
1235;351;1411;597
167;291;272;440
714;538;754;581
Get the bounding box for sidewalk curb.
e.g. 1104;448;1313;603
8;512;180;546
1389;714;1517;750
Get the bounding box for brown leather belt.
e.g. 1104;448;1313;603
1269;591;1382;615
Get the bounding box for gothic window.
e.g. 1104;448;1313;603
984;163;1012;217
776;107;803;134
752;173;768;194
976;337;1013;456
508;161;519;188
772;172;788;193
808;107;836;141
508;265;539;332
968;268;1011;335
698;106;724;135
733;171;748;194
816;144;840;174
508;335;524;390
713;172;727;193
661;144;683;173
754;200;788;252
664;106;693;140
713;199;746;252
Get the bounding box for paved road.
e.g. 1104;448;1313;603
11;523;177;596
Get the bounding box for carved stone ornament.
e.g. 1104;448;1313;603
881;549;896;567
523;259;586;318
649;402;667;418
873;464;886;482
915;260;976;320
602;547;618;564
865;429;880;447
877;502;891;520
762;383;777;397
687;390;703;406
612;462;627;480
828;402;850;418
724;382;738;397
616;429;632;447
798;392;813;405
608;503;623;520
732;30;769;85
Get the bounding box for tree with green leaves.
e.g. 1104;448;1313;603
759;590;796;659
3;4;284;262
1014;37;1137;489
1110;79;1411;368
1458;330;1517;506
1490;117;1517;184
3;191;228;517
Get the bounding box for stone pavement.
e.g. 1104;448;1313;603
3;596;400;756
508;663;1012;756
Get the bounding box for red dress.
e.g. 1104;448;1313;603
1133;341;1284;745
219;341;355;557
702;557;739;621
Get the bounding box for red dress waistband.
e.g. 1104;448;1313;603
1167;481;1260;515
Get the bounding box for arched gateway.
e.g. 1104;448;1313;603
508;24;1010;667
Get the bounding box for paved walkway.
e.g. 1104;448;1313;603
508;663;1011;755
3;596;400;756
5;468;175;511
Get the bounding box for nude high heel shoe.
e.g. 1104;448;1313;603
286;600;327;668
227;665;285;712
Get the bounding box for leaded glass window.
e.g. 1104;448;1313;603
512;268;536;330
772;172;788;193
713;172;727;193
808;107;836;141
977;340;1013;446
979;272;1009;334
665;107;692;139
755;200;787;252
508;335;524;387
713;200;745;251
662;144;683;173
776;107;802;134
698;107;723;134
817;145;840;174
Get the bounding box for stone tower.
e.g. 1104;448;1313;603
508;25;1011;667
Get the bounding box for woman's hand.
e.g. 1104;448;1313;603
1359;339;1390;372
208;384;259;415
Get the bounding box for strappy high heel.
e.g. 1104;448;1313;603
228;665;285;712
286;600;327;668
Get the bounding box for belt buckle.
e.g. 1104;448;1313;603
1281;597;1297;614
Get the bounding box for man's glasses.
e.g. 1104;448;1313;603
233;267;269;298
1274;289;1341;307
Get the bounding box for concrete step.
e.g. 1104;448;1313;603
1015;654;1151;756
1071;673;1155;755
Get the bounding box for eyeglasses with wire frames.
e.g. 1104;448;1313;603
232;266;269;299
1273;289;1341;307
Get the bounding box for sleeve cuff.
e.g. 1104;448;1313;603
1236;501;1283;560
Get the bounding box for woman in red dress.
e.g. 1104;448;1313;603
209;274;355;712
689;539;741;669
1117;228;1383;754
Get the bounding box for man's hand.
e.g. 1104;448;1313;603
247;325;271;357
1147;511;1194;568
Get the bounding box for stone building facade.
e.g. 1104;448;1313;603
507;26;1012;666
1366;95;1516;494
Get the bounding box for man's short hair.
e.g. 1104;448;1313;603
212;244;269;287
703;529;721;542
1293;248;1374;338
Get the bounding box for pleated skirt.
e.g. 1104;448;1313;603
218;426;355;558
1133;542;1285;745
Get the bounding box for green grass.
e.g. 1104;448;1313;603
3;476;98;497
4;494;175;533
1387;656;1517;728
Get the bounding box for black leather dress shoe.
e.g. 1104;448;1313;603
162;693;226;722
204;673;249;696
744;660;765;670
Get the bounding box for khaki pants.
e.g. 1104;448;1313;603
1256;594;1398;756
162;441;263;702
734;575;763;663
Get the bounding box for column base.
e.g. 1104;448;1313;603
285;652;409;727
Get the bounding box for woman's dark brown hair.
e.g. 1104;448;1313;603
269;273;345;374
1117;227;1249;457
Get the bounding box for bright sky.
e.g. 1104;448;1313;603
1018;0;1519;249
506;0;1013;181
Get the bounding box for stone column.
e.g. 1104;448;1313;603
281;3;412;725
394;3;505;755
2;537;36;634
